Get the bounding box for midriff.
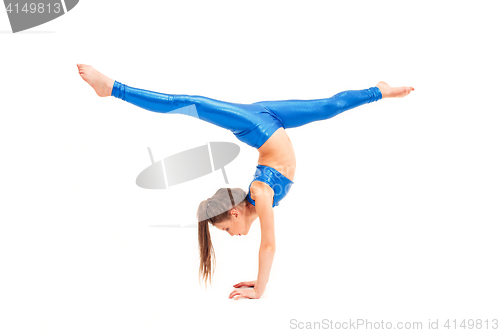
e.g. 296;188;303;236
257;127;296;182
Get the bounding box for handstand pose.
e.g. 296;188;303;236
77;64;414;300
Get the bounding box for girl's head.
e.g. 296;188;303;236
197;187;250;286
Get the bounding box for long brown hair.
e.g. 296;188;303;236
197;187;248;286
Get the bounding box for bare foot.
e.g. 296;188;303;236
77;64;114;97
376;81;414;99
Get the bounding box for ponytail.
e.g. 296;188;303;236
198;201;215;286
197;187;248;286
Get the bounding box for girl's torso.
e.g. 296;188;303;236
246;128;296;207
257;127;296;181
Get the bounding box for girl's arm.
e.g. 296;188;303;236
253;187;276;298
229;182;275;300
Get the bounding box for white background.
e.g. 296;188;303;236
1;1;499;332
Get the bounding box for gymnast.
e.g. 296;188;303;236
77;64;414;300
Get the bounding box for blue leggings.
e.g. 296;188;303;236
111;81;382;149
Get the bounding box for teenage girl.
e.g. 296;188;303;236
77;64;414;300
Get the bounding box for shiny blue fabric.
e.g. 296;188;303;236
246;165;294;207
111;81;382;149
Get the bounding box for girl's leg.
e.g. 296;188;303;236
253;87;382;129
110;80;259;133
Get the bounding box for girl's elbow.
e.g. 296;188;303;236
261;244;276;251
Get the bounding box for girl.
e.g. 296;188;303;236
77;64;414;300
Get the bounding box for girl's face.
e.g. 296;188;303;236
215;210;248;236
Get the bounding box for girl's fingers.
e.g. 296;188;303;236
231;290;253;300
237;291;253;300
233;292;246;300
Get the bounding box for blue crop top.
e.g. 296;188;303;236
246;164;294;207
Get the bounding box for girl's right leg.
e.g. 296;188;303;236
253;87;383;129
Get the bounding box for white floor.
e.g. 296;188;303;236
1;1;499;332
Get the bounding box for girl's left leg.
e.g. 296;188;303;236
253;87;382;129
110;80;262;133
